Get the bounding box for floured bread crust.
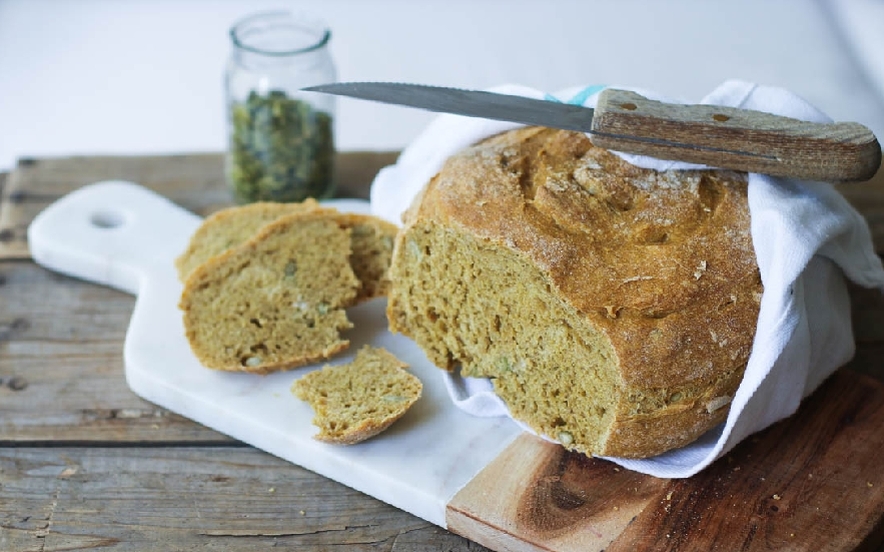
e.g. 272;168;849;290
387;126;762;458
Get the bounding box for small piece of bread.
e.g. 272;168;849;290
292;346;423;444
175;200;321;282
175;201;398;303
179;211;361;374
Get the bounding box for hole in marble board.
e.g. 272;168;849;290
90;210;126;229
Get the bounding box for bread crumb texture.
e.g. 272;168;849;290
179;211;360;374
387;127;762;458
292;345;423;444
175;200;398;304
175;199;321;281
333;212;399;303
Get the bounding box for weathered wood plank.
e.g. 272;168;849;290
0;260;235;444
448;369;884;552
0;151;398;260
0;446;488;551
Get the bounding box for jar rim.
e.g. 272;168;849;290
230;11;331;57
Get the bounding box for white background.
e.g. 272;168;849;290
1;0;883;172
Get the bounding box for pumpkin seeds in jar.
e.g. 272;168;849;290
228;90;335;203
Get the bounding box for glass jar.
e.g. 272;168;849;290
224;11;337;203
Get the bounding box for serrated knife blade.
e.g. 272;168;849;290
307;82;596;132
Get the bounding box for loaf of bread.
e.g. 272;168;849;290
386;126;763;458
175;201;397;304
292;345;423;444
179;211;360;374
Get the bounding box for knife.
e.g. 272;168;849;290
304;82;881;183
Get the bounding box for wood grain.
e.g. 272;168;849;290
0;260;237;444
447;434;667;552
0;446;484;551
591;89;882;182
448;369;884;552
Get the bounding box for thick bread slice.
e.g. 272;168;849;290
175;202;398;303
292;346;423;444
175;200;321;281
179;211;360;374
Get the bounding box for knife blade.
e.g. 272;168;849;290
304;82;881;182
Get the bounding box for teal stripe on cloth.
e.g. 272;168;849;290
543;84;606;105
566;84;606;105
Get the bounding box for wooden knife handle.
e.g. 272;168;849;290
590;88;881;182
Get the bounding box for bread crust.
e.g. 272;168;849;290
175;201;397;304
175;200;321;281
388;127;762;457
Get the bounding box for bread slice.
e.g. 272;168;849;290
179;211;361;374
175;200;321;282
175;202;398;303
292;346;423;444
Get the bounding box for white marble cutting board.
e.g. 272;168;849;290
26;180;523;528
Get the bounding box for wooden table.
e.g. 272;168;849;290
1;152;884;551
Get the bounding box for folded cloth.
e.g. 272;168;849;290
370;80;884;478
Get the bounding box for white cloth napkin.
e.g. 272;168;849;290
370;80;884;478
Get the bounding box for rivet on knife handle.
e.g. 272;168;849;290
590;89;882;182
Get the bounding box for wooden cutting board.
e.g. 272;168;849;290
25;180;884;552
